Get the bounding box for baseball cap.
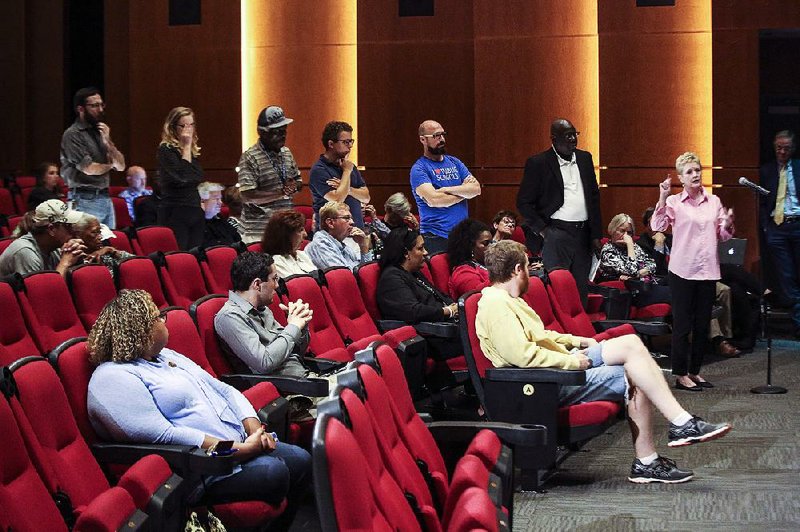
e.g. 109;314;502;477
257;106;293;130
32;199;82;226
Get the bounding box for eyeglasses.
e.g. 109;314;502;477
422;132;447;140
560;131;580;140
500;218;517;227
157;309;169;323
334;215;353;221
84;102;106;109
336;139;355;147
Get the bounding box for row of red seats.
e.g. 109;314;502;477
314;341;546;531
0;350;184;531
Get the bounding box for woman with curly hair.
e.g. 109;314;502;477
86;289;311;528
157;106;205;250
446;218;492;300
261;209;315;277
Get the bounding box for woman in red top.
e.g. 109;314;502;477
447;218;493;300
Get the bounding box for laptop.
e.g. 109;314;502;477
718;238;747;266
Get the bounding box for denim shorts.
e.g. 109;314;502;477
558;342;628;406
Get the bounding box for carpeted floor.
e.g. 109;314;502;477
511;338;800;531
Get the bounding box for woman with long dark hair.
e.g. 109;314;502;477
446;218;492;300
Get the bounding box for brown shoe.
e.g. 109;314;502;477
717;340;741;358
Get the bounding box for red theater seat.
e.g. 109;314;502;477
16;271;87;353
116;256;170;308
67;264;117;328
133;226;180;255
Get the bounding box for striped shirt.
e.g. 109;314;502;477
237;142;301;243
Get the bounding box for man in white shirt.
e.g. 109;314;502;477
517;118;602;306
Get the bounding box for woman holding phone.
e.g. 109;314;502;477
651;152;734;391
86;289;311;529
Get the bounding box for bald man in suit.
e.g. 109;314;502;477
517;118;602;307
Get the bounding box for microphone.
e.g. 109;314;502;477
738;177;770;196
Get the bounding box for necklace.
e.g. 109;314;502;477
260;142;287;185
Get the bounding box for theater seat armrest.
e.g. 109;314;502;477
593;320;671;336
376;319;408;332
302;357;347;375
220;374;329;396
426;421;547;448
91;442;237;477
413;321;459;338
485;367;586;385
417;412;434;423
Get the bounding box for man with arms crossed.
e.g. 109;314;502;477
410;120;481;254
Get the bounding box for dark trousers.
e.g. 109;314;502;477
158;204;205;251
542;224;592;308
764;220;800;327
669;272;716;376
421;233;448;255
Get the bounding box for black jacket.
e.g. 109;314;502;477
758;159;800;228
376;265;452;324
517;147;602;252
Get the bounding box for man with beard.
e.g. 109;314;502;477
237;106;303;243
476;240;732;484
410;120;481;254
517;118;602;307
60;87;126;228
309;121;370;230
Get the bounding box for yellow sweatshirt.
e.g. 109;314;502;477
476;285;583;370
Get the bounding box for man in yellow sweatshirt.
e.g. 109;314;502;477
476;240;732;484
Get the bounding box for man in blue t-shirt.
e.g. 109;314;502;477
309;121;370;230
410;120;481;254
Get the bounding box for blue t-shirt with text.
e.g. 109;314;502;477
410;155;471;238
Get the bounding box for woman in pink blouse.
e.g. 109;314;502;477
651;152;734;391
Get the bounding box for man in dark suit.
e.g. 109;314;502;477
759;130;800;337
517;118;602;306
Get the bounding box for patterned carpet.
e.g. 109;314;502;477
511;339;800;531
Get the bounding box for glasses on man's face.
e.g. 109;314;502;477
500;218;516;227
334;215;353;221
337;138;355;147
560;131;580;140
85;102;106;109
422;132;447;140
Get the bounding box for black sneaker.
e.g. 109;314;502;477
668;416;732;447
628;456;694;484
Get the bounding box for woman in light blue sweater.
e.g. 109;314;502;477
86;289;310;529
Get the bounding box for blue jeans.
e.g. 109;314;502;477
765;220;800;327
71;191;115;229
558;342;628;406
197;443;311;528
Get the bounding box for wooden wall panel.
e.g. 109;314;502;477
473;35;599;168
473;1;599;168
25;1;64;169
0;1;27;173
107;1;242;184
242;0;357;172
598;31;713;168
356;0;475;172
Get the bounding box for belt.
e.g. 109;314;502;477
549;219;589;230
71;187;109;196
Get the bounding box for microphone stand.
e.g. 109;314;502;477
749;180;787;394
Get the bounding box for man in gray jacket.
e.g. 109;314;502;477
214;251;312;376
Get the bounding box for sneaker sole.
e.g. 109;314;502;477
627;474;694;484
668;424;732;448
